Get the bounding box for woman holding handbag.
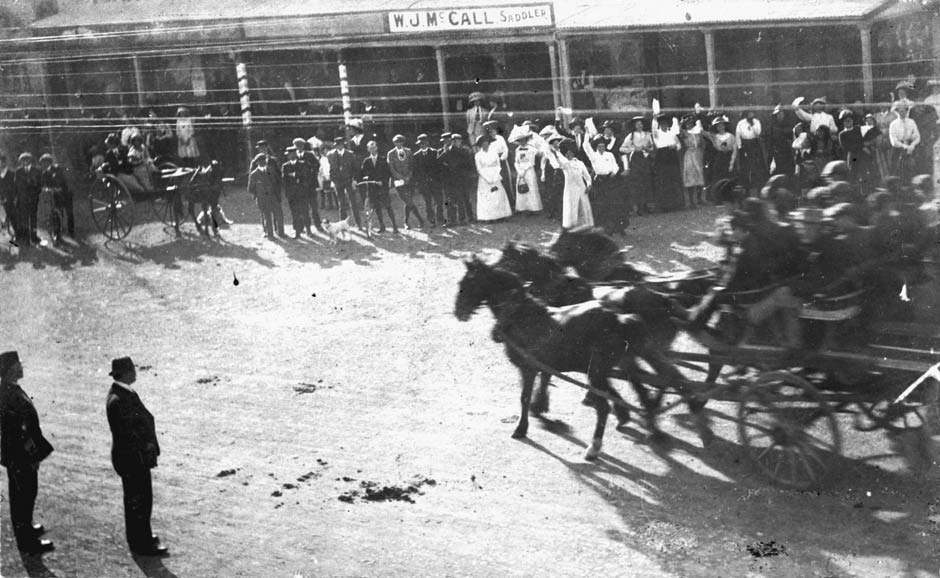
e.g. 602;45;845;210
511;131;542;215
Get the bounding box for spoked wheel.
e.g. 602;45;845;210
151;190;181;228
917;380;940;477
737;371;842;490
88;175;134;240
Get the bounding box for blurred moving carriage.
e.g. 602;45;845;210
480;229;940;490
88;158;233;240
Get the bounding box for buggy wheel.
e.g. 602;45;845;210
88;176;134;240
151;191;179;228
737;371;841;490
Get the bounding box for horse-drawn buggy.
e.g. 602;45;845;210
88;158;231;241
455;228;940;490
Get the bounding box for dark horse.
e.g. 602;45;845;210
496;239;716;443
455;257;647;460
549;226;647;283
185;160;225;237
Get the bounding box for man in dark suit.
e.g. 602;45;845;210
13;152;42;246
293;138;323;233
106;356;168;557
39;153;74;242
361;140;398;233
0;154;16;240
438;133;475;226
281;146;310;239
327;137;362;229
346;119;370;167
413;134;443;227
0;351;54;555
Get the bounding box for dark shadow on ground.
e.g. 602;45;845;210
18;554;60;578
0;238;99;271
523;404;939;577
133;554;181;578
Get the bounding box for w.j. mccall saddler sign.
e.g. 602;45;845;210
388;5;553;32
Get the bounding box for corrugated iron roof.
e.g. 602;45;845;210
29;0;897;30
554;0;894;30
30;0;550;29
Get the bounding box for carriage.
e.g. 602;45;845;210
87;160;230;240
456;232;940;490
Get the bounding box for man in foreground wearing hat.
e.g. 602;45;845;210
387;134;424;229
13;151;42;246
0;351;55;554
281;146;311;239
327;137;362;229
792;96;838;135
106;356;168;557
413;134;443;227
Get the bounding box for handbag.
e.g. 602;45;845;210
517;178;529;194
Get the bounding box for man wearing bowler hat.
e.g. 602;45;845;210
106;357;168;556
0;351;54;554
293;137;323;232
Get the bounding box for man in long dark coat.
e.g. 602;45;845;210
0;351;54;554
106;356;168;557
13;152;41;246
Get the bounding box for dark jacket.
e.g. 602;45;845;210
0;380;53;468
102;146;132;175
106;383;160;476
413;147;440;185
360;155;391;189
41;164;70;196
0;168;14;204
13;164;42;204
438;145;475;188
327;149;357;184
281;160;306;199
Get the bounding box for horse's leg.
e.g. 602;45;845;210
649;351;715;447
585;374;612;461
529;372;551;416
513;366;537;439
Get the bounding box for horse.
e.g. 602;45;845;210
454;256;647;460
185;160;225;237
549;226;647;283
495;240;713;441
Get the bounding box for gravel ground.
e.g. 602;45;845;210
1;187;938;578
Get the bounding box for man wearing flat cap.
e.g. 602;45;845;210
106;357;168;556
387;134;423;229
13;151;42;246
413;134;443;227
0;351;54;554
327;136;362;229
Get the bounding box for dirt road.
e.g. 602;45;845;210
1;192;937;578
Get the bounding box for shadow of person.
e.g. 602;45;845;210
19;552;60;578
133;553;181;578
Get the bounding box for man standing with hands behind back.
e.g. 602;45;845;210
0;351;54;555
106;356;168;557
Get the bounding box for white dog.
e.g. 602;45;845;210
322;216;354;244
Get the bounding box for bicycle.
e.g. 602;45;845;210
356;179;382;239
39;186;68;245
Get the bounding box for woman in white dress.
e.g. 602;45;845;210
175;106;200;167
511;132;543;214
474;135;512;222
549;138;593;228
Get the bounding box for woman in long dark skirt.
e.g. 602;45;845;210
651;113;684;212
620;116;655;216
735;109;767;196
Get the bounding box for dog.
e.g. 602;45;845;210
322;215;354;244
196;209;220;237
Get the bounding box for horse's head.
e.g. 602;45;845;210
495;240;559;281
455;255;522;321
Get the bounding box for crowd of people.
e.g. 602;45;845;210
1;82;938;247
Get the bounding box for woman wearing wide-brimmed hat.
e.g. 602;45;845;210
703;115;737;189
